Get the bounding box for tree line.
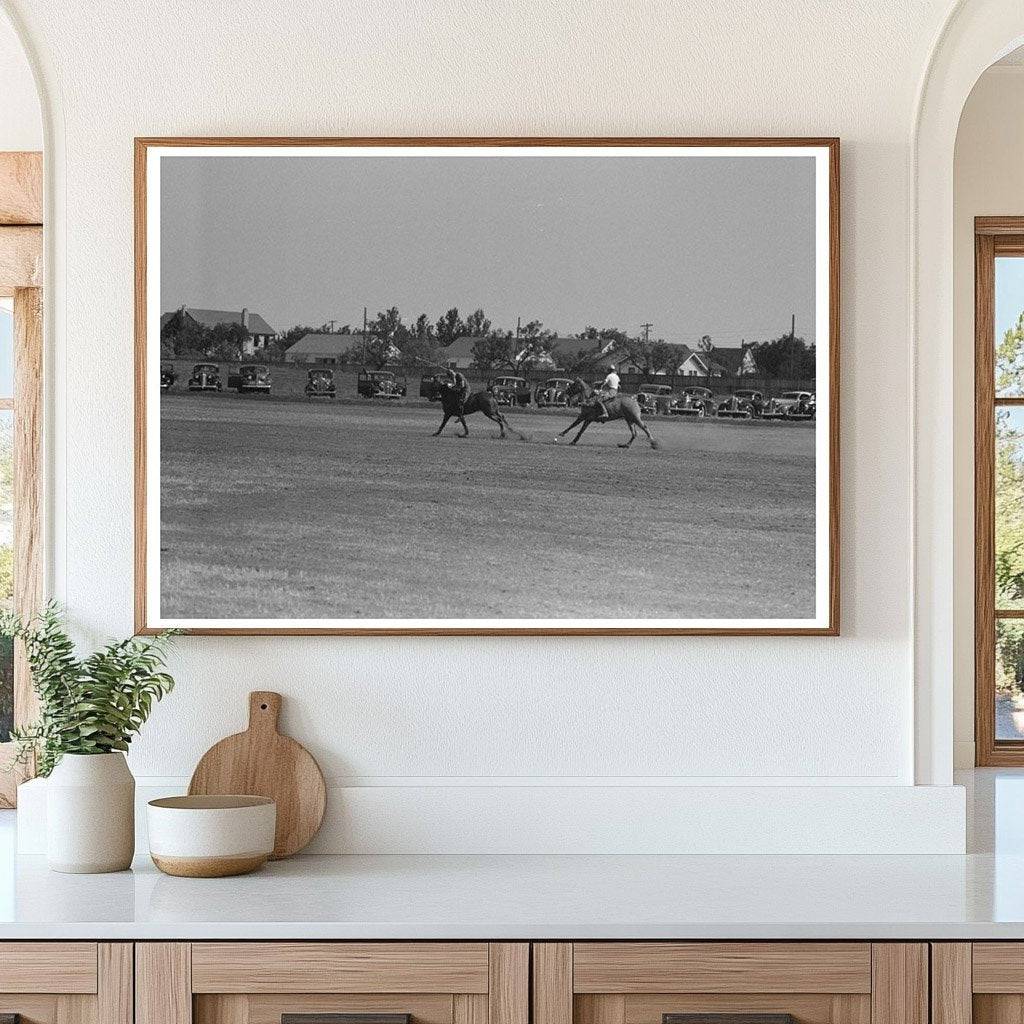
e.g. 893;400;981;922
160;304;816;379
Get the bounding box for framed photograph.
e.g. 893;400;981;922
135;137;839;636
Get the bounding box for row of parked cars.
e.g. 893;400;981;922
421;373;815;420
161;363;413;401
162;362;815;420
633;382;816;420
161;362;274;394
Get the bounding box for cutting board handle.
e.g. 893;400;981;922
248;691;282;734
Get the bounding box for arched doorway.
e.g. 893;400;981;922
914;0;1024;784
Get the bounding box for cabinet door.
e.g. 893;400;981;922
936;943;1024;1024
0;942;132;1024
137;943;528;1024
534;944;927;1024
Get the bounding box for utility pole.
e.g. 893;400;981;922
789;313;796;382
362;306;368;366
640;322;653;344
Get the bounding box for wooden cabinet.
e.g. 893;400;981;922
136;943;528;1024
533;944;928;1024
0;943;132;1024
931;943;1024;1024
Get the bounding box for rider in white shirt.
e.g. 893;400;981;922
595;363;620;421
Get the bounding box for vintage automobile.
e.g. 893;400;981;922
534;377;575;407
187;363;222;392
763;390;816;420
357;369;407;399
670;386;716;417
487;375;531;407
160;362;177;391
420;373;443;401
635;383;676;416
228;363;272;394
717;389;765;419
304;368;336;399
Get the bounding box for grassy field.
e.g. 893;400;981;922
159;392;816;621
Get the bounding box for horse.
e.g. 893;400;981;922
556;379;659;449
433;380;525;440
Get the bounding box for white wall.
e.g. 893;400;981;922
952;65;1024;768
0;0;973;851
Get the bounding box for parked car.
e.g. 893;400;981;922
304;368;336;399
763;390;816;420
670;386;716;417
717;389;765;419
357;369;407;399
187;363;222;392
635;383;676;416
228;363;272;394
487;376;531;407
534;377;574;407
420;373;443;401
160;362;176;391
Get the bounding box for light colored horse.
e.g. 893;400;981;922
556;379;659;449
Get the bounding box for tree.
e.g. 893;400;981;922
555;342;602;375
435;308;466;347
345;334;394;370
471;333;514;371
464;308;491;337
413;313;434;341
996;315;1024;642
576;326;628;347
206;322;250;362
398;333;444;374
751;334;815;379
513;320;557;372
280;324;320;346
620;336;675;375
160;312;208;357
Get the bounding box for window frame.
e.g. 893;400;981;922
975;218;1024;765
0;151;43;807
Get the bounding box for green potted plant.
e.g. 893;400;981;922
2;603;177;873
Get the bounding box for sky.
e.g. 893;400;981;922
160;151;817;348
997;257;1024;341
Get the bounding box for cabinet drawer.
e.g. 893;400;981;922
191;943;490;993
535;943;925;1024
139;942;528;1024
572;944;872;994
0;942;98;993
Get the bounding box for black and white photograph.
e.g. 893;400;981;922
137;139;838;634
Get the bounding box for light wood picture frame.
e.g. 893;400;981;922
135;137;840;636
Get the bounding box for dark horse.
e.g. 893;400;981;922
556;379;658;449
433;381;525;440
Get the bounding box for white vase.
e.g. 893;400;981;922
46;752;135;873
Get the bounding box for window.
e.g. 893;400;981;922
975;220;1024;764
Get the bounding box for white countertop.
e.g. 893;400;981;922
1;769;1022;941
1;849;1023;940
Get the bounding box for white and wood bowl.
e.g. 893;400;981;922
147;795;277;877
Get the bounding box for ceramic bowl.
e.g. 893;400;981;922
147;795;276;877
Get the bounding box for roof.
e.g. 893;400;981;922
168;306;277;336
703;346;749;374
284;332;357;356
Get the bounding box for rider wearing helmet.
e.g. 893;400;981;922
446;367;471;415
595;362;620;421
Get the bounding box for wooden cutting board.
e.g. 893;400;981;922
188;691;326;859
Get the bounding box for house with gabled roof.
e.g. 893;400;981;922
606;342;758;377
283;332;401;365
161;305;278;355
